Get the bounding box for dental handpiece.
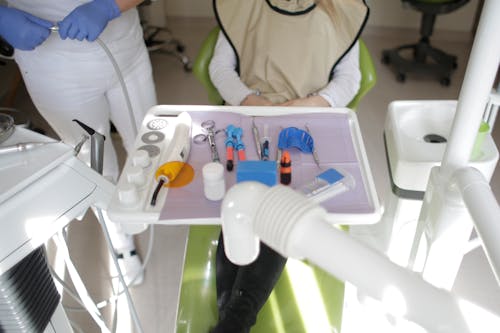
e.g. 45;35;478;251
73;119;105;174
252;118;262;160
0;142;54;155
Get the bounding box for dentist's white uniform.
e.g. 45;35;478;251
6;0;156;280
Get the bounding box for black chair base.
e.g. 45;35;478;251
143;25;192;72
382;39;457;86
381;0;469;86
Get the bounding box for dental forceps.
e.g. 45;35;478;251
193;120;223;162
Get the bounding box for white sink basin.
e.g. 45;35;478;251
384;100;498;193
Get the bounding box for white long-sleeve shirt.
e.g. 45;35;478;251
209;31;361;107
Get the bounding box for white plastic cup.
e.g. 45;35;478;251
202;162;226;201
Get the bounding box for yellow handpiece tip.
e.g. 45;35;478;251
155;161;195;188
157;161;184;182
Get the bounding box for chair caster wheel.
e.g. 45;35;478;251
184;62;193;72
381;53;390;64
440;77;451;86
396;73;406;83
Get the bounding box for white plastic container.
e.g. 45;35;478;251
202;162;226;201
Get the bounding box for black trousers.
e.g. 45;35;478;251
211;232;287;333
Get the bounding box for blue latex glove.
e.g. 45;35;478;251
58;0;121;42
0;6;53;50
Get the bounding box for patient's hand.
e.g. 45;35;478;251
240;94;273;106
279;95;330;107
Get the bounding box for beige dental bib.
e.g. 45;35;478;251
214;0;369;104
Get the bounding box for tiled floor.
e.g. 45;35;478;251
2;16;500;333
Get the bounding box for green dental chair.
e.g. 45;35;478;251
176;27;377;333
192;27;376;109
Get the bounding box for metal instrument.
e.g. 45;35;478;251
251;118;262;160
304;124;321;168
193;120;223;162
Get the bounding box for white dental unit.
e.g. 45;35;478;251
0;0;499;332
0;126;114;332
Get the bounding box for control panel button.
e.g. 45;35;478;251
118;183;139;205
126;166;146;186
132;150;151;168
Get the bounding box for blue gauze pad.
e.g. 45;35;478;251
236;160;277;186
298;167;348;202
318;168;344;184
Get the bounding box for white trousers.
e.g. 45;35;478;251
14;11;157;250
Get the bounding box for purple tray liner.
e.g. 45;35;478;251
160;111;374;221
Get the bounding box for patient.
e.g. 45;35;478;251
208;0;368;332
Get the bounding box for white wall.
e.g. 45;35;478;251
165;0;213;18
140;0;167;27
163;0;480;32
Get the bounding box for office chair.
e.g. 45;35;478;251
0;37;33;130
175;27;377;333
381;0;470;86
138;0;192;72
0;36;15;104
0;36;13;63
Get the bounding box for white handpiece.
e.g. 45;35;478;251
162;111;192;164
149;112;192;207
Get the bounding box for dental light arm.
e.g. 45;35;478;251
221;182;500;333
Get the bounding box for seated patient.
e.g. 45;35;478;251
208;0;369;332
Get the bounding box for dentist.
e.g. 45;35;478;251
0;0;157;286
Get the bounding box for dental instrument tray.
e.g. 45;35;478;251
108;105;381;228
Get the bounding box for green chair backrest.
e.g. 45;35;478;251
347;38;377;109
192;27;224;105
193;27;377;109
